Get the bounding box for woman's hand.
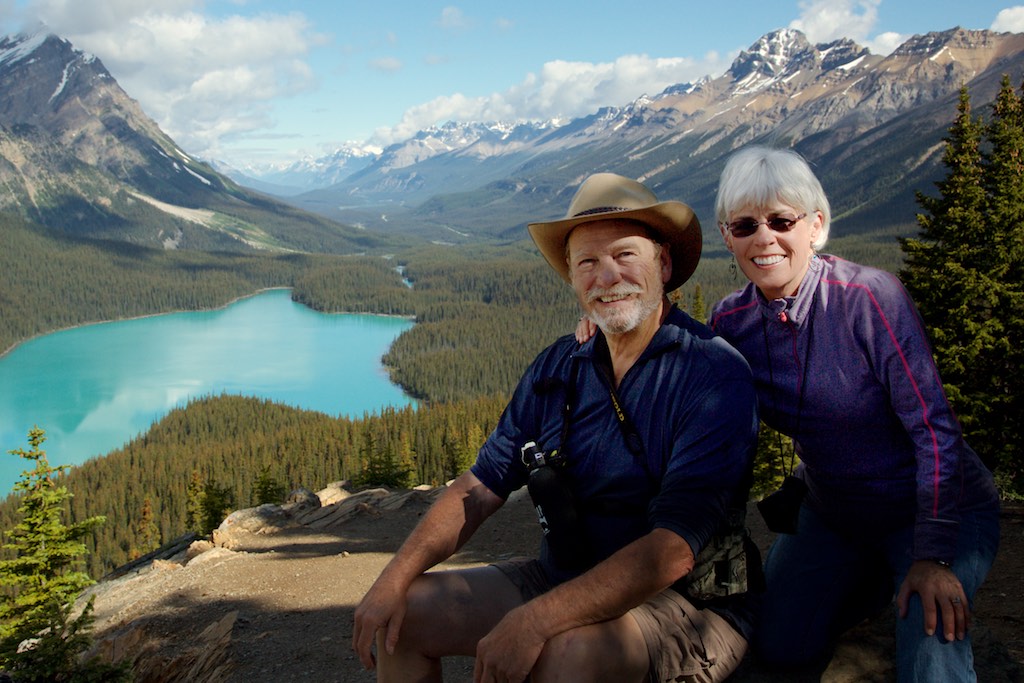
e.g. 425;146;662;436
575;316;598;344
896;559;970;641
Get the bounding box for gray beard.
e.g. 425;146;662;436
589;288;662;336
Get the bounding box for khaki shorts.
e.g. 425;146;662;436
494;558;747;683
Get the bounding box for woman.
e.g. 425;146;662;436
707;146;1000;680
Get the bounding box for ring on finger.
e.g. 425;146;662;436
951;596;962;605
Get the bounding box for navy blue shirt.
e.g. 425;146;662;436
472;306;758;582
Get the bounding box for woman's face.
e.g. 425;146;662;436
721;201;822;300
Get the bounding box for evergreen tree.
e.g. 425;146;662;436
0;428;129;681
900;87;991;426
354;432;412;489
185;470;206;535
901;86;989;357
690;284;708;324
751;423;795;500
900;80;1024;494
201;481;235;536
253;466;286;506
979;76;1024;492
130;497;160;561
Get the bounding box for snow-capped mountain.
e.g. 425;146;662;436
0;29;385;253
272;26;1024;243
4;26;1024;247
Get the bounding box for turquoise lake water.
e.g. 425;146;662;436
0;289;416;494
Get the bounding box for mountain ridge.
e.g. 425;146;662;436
250;26;1024;246
4;26;1024;251
0;30;399;254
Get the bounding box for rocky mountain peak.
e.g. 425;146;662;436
0;28;382;253
818;37;872;71
893;26;998;58
0;30;112;128
728;28;818;88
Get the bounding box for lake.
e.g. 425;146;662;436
0;289;416;494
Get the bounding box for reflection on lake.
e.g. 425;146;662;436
0;289;415;493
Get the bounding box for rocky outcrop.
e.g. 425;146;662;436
80;489;1024;683
91;611;236;683
83;482;444;682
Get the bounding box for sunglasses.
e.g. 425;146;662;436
723;213;807;239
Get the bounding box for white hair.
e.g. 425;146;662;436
715;146;832;250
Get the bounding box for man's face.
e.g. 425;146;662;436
566;219;670;336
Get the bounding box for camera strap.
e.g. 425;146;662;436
591;335;653;481
533;338;654;489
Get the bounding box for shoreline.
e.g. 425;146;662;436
0;288;422;490
0;287;417;359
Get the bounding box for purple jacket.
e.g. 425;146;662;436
710;255;998;562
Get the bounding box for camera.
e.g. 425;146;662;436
520;442;591;571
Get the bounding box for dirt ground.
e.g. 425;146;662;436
86;489;1024;682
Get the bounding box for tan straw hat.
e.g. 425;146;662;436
527;173;702;292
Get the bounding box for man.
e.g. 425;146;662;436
353;173;758;683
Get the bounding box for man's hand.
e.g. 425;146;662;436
473;605;547;683
896;559;970;641
351;472;506;671
352;573;407;670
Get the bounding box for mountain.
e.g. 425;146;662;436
0;30;397;254
273;27;1024;247
217;144;382;197
6;27;1024;252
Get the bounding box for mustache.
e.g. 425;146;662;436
585;284;643;303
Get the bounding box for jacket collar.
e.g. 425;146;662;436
757;254;824;326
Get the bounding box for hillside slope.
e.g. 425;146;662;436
0;31;401;254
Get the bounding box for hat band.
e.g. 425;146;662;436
572;205;631;218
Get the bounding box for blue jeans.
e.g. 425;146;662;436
754;503;1000;682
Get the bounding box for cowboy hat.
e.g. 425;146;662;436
527;173;702;292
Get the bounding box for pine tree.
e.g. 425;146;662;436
900;80;1024;494
201;481;235;536
979;76;1024;492
130;497;160;560
690;284;708;324
354;431;412;489
253;465;286;506
751;423;795;499
901;86;990;352
900;86;991;422
0;427;130;681
185;469;206;534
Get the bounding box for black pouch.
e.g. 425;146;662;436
756;475;808;534
521;442;591;571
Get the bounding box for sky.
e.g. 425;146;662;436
2;0;1024;170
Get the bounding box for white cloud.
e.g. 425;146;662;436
789;0;914;55
372;52;729;145
790;0;880;45
370;56;403;73
866;31;905;56
993;6;1024;32
27;0;196;34
437;6;470;31
17;0;324;159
